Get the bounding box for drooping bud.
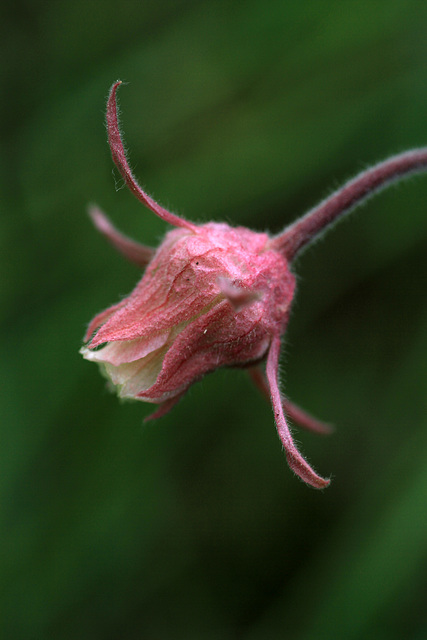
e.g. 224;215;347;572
82;81;427;489
82;222;295;404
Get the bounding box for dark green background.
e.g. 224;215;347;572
1;1;427;638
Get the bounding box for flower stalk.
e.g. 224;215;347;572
272;148;427;261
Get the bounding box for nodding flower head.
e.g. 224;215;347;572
82;81;427;489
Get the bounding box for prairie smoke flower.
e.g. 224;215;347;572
81;81;427;488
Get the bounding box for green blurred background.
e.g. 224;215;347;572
1;1;427;638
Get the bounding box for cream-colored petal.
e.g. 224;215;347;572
103;345;168;398
81;332;170;366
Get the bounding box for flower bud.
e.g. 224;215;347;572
82;80;427;489
81;222;295;404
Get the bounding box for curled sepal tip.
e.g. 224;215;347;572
106;81;198;232
266;336;330;489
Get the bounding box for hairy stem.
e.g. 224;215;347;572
271;148;427;261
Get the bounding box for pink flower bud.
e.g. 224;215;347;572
82;81;427;489
82;221;294;402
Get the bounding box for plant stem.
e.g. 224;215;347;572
271;148;427;261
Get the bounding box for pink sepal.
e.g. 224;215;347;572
88;205;154;267
144;394;184;422
84;299;128;343
138;300;271;402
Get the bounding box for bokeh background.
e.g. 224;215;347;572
1;1;427;638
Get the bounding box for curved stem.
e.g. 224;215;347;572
271;148;427;261
106;81;198;232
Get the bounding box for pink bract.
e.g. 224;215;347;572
82;81;427;489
